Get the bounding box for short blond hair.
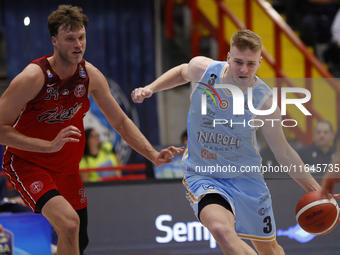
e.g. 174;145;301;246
230;30;262;52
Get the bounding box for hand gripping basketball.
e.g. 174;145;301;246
296;190;339;235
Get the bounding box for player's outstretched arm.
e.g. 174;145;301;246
131;56;213;103
87;63;183;166
259;98;321;192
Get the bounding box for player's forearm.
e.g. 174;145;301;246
147;64;190;93
292;176;321;192
113;117;158;163
0;125;51;152
275;149;321;192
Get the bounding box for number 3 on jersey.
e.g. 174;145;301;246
263;216;272;234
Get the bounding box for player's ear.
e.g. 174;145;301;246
258;56;262;67
227;52;230;64
51;36;57;47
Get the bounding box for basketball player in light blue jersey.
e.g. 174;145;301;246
132;30;321;255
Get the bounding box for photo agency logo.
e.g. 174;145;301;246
200;83;311;128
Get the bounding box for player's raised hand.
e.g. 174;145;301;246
131;87;153;103
153;146;185;166
48;125;81;152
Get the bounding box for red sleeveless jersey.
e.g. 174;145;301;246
7;55;90;174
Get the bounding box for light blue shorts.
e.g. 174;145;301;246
183;169;276;241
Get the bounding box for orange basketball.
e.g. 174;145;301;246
295;190;339;235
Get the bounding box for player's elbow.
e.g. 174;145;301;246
272;144;293;165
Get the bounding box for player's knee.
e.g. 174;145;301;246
208;222;233;242
65;215;80;237
56;212;80;238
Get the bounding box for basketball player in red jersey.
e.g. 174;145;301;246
0;5;183;255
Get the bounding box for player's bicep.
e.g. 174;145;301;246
0;65;44;125
187;56;213;80
88;70;128;129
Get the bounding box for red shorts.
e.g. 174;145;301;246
2;152;87;213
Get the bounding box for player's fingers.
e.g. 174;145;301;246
61;125;81;135
64;137;80;143
332;193;340;199
131;89;139;102
320;185;333;199
322;190;334;200
161;148;175;159
160;157;173;163
166;146;185;154
64;129;81;138
141;89;152;98
154;158;173;167
131;88;145;103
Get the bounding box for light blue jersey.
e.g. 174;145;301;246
182;60;276;241
184;60;273;178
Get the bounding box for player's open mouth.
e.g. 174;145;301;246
238;76;248;79
73;51;82;55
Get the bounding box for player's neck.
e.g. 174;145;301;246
48;55;78;81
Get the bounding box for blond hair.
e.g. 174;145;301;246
230;30;262;52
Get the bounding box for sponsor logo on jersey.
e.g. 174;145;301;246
259;194;269;204
223;154;241;162
79;65;86;78
47;82;57;87
206;108;216;118
74;84;86;98
201;118;214;129
62;89;69;96
197;73;230;111
47;69;53;79
219;99;229;110
37;102;83;123
201;149;217;159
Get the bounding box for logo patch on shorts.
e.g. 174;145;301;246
202;184;215;190
30;181;43;194
258;206;271;216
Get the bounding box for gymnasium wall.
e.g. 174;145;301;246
84;178;340;255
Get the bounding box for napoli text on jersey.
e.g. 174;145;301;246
184;61;272;178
